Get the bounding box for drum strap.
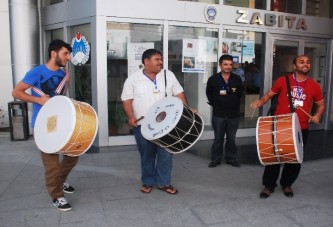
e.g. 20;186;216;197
164;70;167;97
267;75;294;116
32;71;69;96
285;75;295;113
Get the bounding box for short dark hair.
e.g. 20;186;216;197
293;55;308;64
142;49;162;65
48;39;72;59
218;54;233;64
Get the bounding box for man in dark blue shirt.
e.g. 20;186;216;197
206;54;243;168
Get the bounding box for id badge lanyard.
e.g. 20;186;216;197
293;73;307;107
143;70;159;93
218;73;229;95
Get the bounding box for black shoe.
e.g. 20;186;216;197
282;186;294;198
226;161;241;167
208;161;221;168
63;183;75;193
53;197;72;211
260;187;274;199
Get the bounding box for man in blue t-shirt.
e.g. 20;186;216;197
12;39;77;212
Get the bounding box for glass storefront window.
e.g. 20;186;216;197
306;0;333;18
223;29;265;128
304;42;327;91
45;29;64;60
178;0;219;3
68;24;92;104
43;0;63;7
106;23;163;136
272;40;298;82
271;0;302;14
224;0;266;9
168;26;218;129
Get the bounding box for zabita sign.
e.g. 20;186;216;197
236;10;307;30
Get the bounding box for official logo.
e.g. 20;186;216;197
71;32;90;66
204;5;218;23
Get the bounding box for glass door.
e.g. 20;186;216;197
272;37;330;130
304;42;328;130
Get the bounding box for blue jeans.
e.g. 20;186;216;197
133;126;173;187
210;115;240;162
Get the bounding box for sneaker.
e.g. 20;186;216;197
63;183;75;193
53;197;72;211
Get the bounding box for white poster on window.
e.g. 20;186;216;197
199;36;218;63
182;39;207;73
127;42;154;76
106;30;130;59
222;38;255;63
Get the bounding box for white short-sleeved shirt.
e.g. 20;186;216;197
121;69;184;123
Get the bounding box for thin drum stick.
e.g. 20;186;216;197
296;105;312;119
135;116;144;123
251;108;257;119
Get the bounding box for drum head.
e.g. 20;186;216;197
141;97;183;140
292;112;303;163
34;96;76;153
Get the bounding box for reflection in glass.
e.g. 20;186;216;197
43;0;63;7
224;0;266;9
271;0;302;14
178;0;219;3
45;29;64;60
106;23;163;136
306;0;333;18
304;42;327;127
168;26;218;131
223;30;265;128
273;40;298;82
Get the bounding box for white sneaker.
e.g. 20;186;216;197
53;197;72;211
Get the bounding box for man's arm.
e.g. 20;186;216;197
175;92;188;106
251;90;276;108
12;82;50;105
122;99;138;127
311;101;325;124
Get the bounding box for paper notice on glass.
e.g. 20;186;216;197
127;42;154;76
182;39;207;73
222;38;255;63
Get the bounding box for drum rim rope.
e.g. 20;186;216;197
256;113;303;165
34;96;98;156
154;106;204;153
141;97;204;154
60;100;98;156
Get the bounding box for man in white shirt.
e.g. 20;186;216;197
121;49;190;195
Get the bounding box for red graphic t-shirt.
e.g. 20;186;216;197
271;74;324;129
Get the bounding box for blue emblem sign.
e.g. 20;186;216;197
71;32;90;65
204;5;218;23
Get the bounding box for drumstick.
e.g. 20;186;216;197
135;116;144;123
251;108;257;119
295;105;312;121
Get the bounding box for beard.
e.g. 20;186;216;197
55;54;66;68
297;68;310;75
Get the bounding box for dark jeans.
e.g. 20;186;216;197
262;129;309;189
133;126;173;187
210;115;240;163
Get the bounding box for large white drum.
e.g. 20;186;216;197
141;97;204;154
256;113;303;165
34;96;98;156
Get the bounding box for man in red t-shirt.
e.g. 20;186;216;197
251;55;325;199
